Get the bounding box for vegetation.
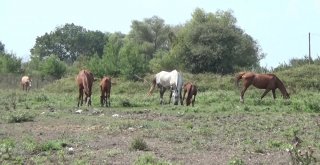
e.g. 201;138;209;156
0;7;319;165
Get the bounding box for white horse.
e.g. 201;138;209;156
21;76;32;91
148;70;183;105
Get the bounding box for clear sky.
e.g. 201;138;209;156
1;0;320;68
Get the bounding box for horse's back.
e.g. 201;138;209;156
100;76;111;92
77;70;94;88
21;76;30;83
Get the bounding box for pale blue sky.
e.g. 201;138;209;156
1;0;320;68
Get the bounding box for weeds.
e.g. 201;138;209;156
134;153;172;165
130;137;148;151
7;110;35;123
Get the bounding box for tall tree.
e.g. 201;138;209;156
174;8;264;74
30;23;107;63
128;16;171;61
103;32;125;76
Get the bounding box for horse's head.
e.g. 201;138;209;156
283;91;290;99
171;86;179;105
28;78;32;87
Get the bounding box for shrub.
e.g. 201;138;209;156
134;154;171;165
130;137;148;151
7;110;35;123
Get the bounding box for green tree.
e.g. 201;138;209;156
103;32;125;76
0;42;21;73
128;16;171;62
119;39;147;79
0;41;5;53
31;23;107;63
174;8;264;74
40;55;67;79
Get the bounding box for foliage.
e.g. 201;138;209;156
0;52;22;74
130;137;148;151
128;16;171;61
134;154;172;165
149;50;181;73
0;138;15;160
102;32;125;76
119;39;149;79
173;8;264;74
31;23;107;63
7;110;35;123
40;54;67;79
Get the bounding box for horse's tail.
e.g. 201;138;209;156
236;72;246;87
147;78;156;96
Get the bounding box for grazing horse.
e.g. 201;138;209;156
100;76;111;107
182;82;197;106
148;70;183;105
21;76;32;91
236;72;290;103
76;70;94;107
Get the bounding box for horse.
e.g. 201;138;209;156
236;72;290;103
76;69;94;107
21;76;32;91
148;69;183;105
182;82;197;106
100;76;111;107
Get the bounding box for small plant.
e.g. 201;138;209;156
0;138;15;160
7;110;35;123
130;137;148;151
40;140;63;151
228;157;246;165
134;153;171;165
35;94;49;102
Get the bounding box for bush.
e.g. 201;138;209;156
7;110;35;123
130;137;148;151
40;54;67;79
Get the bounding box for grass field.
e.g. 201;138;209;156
0;66;320;164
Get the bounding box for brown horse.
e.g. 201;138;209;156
100;76;111;107
182;82;197;106
76;70;94;107
236;72;290;103
21;76;32;91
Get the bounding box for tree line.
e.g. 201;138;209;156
2;9;272;79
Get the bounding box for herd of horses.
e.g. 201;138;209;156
20;69;290;107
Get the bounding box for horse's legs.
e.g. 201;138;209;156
192;95;196;107
179;90;183;105
159;87;166;105
107;91;111;107
78;88;83;107
182;89;187;105
261;89;271;99
272;89;276;99
240;85;249;103
169;89;173;104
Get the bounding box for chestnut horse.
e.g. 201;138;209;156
236;72;290;103
76;70;94;107
148;70;183;105
182;82;197;106
21;76;32;91
100;76;111;107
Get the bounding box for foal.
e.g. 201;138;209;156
100;76;112;107
182;82;197;106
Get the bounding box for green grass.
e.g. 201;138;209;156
0;65;320;164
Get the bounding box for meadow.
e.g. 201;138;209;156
0;65;320;165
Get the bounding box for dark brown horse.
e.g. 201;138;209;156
236;72;290;103
100;76;111;107
76;70;94;107
182;82;197;106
